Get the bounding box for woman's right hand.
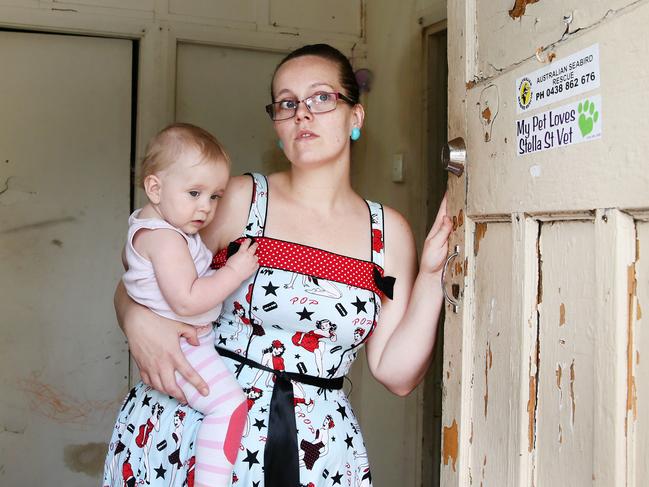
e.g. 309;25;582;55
115;282;209;403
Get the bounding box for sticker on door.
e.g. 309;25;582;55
516;44;600;113
516;95;602;156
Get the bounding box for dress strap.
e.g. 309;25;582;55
366;200;385;268
243;172;268;237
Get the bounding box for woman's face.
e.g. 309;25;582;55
271;55;363;169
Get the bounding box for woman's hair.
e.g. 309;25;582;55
271;43;360;105
139;122;230;187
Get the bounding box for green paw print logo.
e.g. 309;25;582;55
578;99;599;136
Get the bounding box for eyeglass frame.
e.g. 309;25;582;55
265;91;356;121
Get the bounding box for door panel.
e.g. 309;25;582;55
536;221;596;485
0;31;132;485
470;222;515;485
466;3;649;215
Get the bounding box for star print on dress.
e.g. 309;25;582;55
142;395;151;407
154;464;166;479
331;471;343;484
253;418;266;431
262;282;279;296
297;307;314;321
344;434;354;449
351;297;367;314
335;402;348;420
243;449;260;468
218;334;227;345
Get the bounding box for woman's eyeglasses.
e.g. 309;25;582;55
265;92;355;121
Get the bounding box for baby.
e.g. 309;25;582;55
121;123;257;487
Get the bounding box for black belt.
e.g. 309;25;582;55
216;347;344;487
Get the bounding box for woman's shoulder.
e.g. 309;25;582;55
379;204;416;272
200;174;256;251
366;201;412;238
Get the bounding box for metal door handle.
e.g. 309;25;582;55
442;137;466;176
441;245;461;313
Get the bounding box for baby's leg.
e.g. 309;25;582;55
177;328;247;487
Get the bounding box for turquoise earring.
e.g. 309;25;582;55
277;140;284;150
350;127;361;141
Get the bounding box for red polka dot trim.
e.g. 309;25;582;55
212;237;386;296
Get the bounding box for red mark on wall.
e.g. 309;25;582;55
16;373;117;424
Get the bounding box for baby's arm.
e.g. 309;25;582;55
136;228;258;317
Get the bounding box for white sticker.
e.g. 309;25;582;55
516;44;600;113
516;95;602;156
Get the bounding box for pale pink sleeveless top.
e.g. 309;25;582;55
122;209;221;325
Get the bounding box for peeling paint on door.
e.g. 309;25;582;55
474;223;488;256
508;0;540;19
442;419;459;471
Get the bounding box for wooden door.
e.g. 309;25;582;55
441;2;649;486
0;30;132;485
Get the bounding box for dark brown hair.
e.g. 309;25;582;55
271;43;360;105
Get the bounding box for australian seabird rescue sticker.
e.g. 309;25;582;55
515;44;600;114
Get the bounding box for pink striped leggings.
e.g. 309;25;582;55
177;328;247;487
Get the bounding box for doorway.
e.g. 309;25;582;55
0;29;135;485
421;22;448;487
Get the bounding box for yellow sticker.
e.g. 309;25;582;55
518;77;532;111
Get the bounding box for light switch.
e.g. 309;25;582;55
392;153;404;182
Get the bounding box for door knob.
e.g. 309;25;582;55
442;137;466;176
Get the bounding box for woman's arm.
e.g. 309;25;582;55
365;197;451;396
115;277;209;403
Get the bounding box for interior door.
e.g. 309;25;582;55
441;2;649;486
0;31;132;485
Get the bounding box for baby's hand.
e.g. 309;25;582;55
225;239;259;281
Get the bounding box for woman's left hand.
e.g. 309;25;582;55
420;194;453;275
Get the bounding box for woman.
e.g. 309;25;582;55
103;43;451;486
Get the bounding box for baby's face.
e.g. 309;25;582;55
156;147;229;234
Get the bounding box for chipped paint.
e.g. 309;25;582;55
478;84;499;142
527;374;537;452
474;223;488;256
484;342;492;417
559;303;566;326
569;360;576;424
626;263;638;428
508;0;540;19
556;364;562;390
63;443;107;477
637;301;642;320
458;209;464;227
442;419;459;471
481;106;492;124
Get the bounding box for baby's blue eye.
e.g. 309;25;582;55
210;194;220;200
189;191;199;197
